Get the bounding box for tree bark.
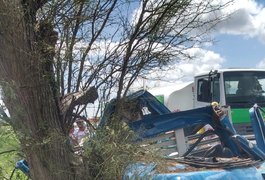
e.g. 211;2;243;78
0;1;85;179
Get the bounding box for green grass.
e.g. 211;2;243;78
0;125;28;180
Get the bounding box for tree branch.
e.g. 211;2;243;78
60;86;98;128
0;149;17;155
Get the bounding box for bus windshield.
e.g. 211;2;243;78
224;71;265;108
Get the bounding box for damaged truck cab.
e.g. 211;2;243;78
150;69;265;135
195;69;265;134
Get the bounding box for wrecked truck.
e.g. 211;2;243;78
100;90;265;179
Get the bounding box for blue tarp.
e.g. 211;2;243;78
123;162;265;180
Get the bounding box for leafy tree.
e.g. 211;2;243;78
0;0;231;179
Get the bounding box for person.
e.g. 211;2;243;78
237;76;263;96
69;118;89;147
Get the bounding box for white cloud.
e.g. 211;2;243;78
175;48;224;79
256;58;265;68
216;0;265;43
134;48;225;88
129;0;265;89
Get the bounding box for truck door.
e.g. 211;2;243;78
194;74;220;108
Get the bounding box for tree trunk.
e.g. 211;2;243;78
0;1;82;179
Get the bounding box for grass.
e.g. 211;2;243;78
0;125;28;180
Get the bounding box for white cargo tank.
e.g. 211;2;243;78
148;82;194;112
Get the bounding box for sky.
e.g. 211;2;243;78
72;0;265;89
140;0;265;88
210;0;265;69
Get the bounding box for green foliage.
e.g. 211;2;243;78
0;125;27;180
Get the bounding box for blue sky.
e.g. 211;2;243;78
72;0;265;88
210;34;265;68
141;0;265;87
209;0;265;69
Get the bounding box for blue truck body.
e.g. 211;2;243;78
101;90;265;179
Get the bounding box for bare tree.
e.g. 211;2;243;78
0;0;232;179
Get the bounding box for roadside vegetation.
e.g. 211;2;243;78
0;125;27;180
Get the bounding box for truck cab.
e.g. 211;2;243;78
194;69;265;134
